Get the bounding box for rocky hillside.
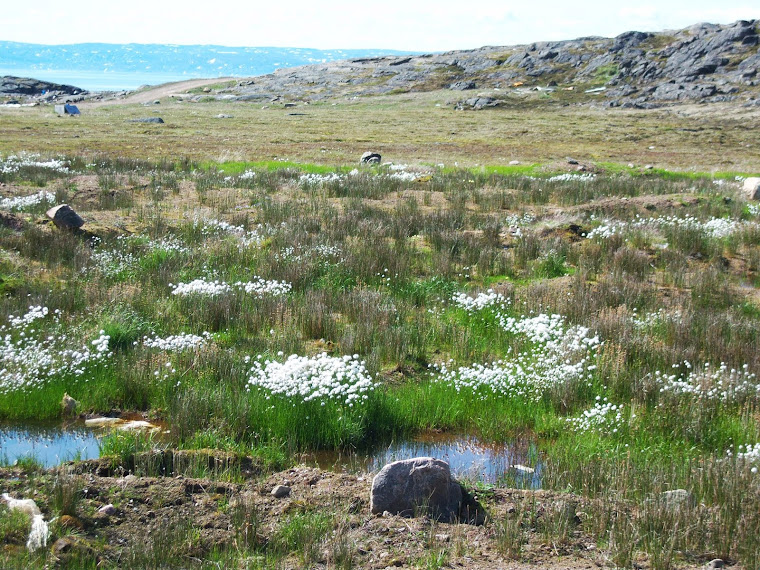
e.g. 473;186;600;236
214;19;759;108
0;76;85;101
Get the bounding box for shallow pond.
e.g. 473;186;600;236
1;423;541;486
306;432;542;486
0;421;101;468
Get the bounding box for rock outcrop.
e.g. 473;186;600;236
212;19;760;109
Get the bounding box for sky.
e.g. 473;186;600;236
4;1;760;52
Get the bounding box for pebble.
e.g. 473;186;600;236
271;485;291;498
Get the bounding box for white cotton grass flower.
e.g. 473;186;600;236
0;191;56;212
546;173;596;183
655;362;758;404
142;332;211;351
0;307;111;395
169;277;291;298
246;353;375;406
433;297;601;402
566;398;626;435
0;153;69;175
451;289;510;313
585;214;753;240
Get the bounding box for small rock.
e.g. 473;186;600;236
215;114;233;119
707;559;725;569
361;152;381;165
645;164;654;170
660;489;696;508
509;160;520;165
61;393;78;416
46;204;84;230
743;177;760;200
271;485;291;498
128;117;164;124
58;515;84;530
566;157;579;165
97;504;116;515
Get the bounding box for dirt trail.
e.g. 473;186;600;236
82;77;236;107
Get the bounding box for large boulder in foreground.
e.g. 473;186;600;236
46;204;84;230
370;457;462;521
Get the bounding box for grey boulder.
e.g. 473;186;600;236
370;457;462;521
360;152;381;164
46;204;84;230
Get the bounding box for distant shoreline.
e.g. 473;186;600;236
0;69;230;92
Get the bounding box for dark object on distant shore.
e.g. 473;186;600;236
46;204;84;230
55;104;80;116
361;152;381;164
128;117;164;124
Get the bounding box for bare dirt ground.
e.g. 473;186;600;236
82;78;236;108
1;462;679;569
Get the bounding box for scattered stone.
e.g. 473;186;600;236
361;152;382;165
61;393;78;416
370;457;462;521
743;177;760;200
215;114;233;118
58;515;84;530
97;504;116;515
128;117;164;124
660;489;696;508
509;160;520;165
645;164;654;170
1;493;41;516
271;485;291;498
46;204;84;230
707;559;725;569
566;157;579;165
510;464;535;475
449;80;476;90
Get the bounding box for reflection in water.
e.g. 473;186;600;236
306;433;542;487
0;422;101;468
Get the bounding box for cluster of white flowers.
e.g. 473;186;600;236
7;305;49;328
246;352;375;406
89;249;138;278
630;308;683;331
727;443;760;473
656;362;759;403
193;217;266;247
585;214;750;240
0;307;111;394
451;290;510;313
0;191;56;212
223;169;256;183
170;279;232;297
566;397;627;435
170;277;291;298
236;277;292;297
298;172;344;186
274;244;342;263
747;204;760;217
120;234;190;255
546;173;596;183
141;332;211;351
433;306;600;401
0;154;69;175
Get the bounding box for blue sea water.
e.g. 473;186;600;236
0;42;418;91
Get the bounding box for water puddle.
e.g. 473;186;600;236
0;421;102;468
306;432;542;487
2;422;542;487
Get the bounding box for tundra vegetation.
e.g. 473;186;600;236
0;92;759;568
